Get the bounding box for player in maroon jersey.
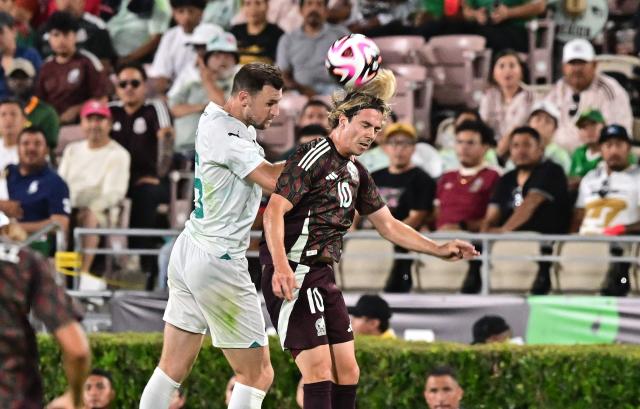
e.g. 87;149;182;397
260;69;478;409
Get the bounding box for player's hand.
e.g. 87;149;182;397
272;263;299;301
437;239;479;261
0;200;23;218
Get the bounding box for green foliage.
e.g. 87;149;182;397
38;334;640;408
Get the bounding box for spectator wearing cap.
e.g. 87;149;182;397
436;120;500;293
110;62;172;288
526;101;571;174
231;0;284;65
36;11;108;124
0;97;25;170
424;365;464;409
349;294;395;338
479;50;534;159
0;126;70;237
0;11;41;98
372;123;436;292
545;39;633;153
276;0;349;97
36;0;117;69
572;124;639;296
471;315;512;344
83;368;116;409
106;0;171;66
482;126;570;294
168;31;239;154
148;0;212;94
6;58;59;153
58;99;130;273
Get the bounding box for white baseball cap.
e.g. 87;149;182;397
185;23;223;46
562;39;595;63
206;31;238;54
530;100;560;123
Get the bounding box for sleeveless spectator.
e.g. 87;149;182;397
36;0;117;68
276;0;349;96
545;39;633;152
0;12;41;98
36;12;108;124
0;98;25;170
230;0;284;65
479;50;534;159
168;31;238;154
6;58;59;152
106;0;171;65
58;100;130;273
148;0;210;94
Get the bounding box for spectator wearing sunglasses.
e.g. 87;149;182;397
544;39;633;153
109;62;173;289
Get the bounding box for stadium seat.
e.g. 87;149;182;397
420;35;491;108
55;125;85;159
390;76;414;125
413;244;468;292
526;18;556;84
556;241;610;293
490;235;541;292
522;83;553;100
374;35;425;64
256;108;295;155
338;237;394;290
104;198;132;276
169;170;195;230
388;64;434;140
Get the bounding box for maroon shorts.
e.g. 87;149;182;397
262;262;353;353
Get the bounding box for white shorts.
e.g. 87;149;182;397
163;232;268;349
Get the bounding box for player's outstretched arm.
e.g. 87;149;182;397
263;193;299;300
52;321;91;408
368;206;479;261
246;161;286;194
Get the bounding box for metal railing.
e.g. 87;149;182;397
70;227;640;295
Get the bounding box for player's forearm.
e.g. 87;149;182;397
380;218;442;256
263;204;289;268
56;322;91;407
501;199;542;232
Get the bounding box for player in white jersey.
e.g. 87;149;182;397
140;63;285;409
572;124;639;296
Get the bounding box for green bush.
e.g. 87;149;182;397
38;334;640;408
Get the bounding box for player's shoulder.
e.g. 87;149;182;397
294;137;332;171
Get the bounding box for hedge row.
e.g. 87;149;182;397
38;333;640;408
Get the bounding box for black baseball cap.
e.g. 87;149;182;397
472;315;510;344
348;294;391;320
598;124;631;144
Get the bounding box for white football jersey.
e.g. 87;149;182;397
184;102;265;258
576;163;640;234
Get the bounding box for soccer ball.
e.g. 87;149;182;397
325;34;381;88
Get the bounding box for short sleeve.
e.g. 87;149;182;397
408;170;436;211
273;144;318;207
199;119;264;179
48;176;71;215
149;34;173;78
355;162;385;216
490;175;509;205
29;251;77;332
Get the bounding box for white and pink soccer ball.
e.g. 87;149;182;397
325;34;382;88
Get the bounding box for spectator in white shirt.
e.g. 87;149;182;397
58;99;130;273
545;39;633;153
0;98;26;171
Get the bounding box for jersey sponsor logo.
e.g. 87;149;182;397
27;181;38;194
325;172;338;181
315;317;327;337
299;139;330;171
67;68;80;84
133;117;147;134
347;323;353;333
228;131;240;138
338;181;352;208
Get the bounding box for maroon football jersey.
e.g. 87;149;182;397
260;137;385;266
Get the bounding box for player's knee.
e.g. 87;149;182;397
236;362;274;391
303;362;333;383
339;362;360;384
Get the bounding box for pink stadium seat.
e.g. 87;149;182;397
390;76;414;125
257;108;295;155
169;170;195;230
420;35;491;108
388;64;434;140
526;18;556;84
55;125;85;158
375;35;426;64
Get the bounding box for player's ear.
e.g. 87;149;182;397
238;90;250;107
338;114;348;129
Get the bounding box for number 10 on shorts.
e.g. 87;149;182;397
307;288;324;314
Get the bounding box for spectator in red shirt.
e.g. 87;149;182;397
35;11;108;124
436;120;500;293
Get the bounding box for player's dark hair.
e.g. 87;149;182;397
510;125;541;143
426;365;458;382
17;126;46;144
455;120;495;146
115;62;147;81
231;63;283;95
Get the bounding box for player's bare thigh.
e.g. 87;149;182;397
295;341;359;385
222;346;274;392
158;323;205;383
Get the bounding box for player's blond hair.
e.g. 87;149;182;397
328;69;396;130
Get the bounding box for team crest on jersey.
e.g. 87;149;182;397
133;117;147;134
112;121;122;132
315;317;327;337
67;68;80;84
346;162;359;182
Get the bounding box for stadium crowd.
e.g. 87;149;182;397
0;0;637;297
